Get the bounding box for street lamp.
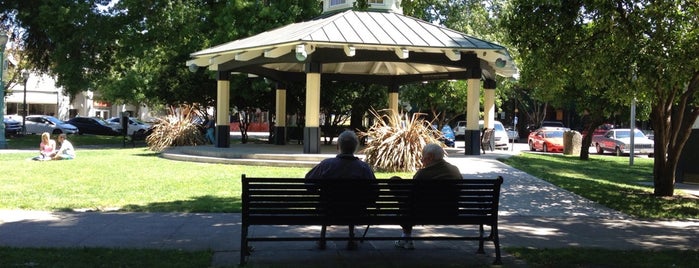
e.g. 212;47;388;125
0;30;9;149
22;70;29;135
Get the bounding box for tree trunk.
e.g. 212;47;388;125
578;114;604;161
650;77;699;196
579;124;595;160
651;105;675;196
238;109;251;144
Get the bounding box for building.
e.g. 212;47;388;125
4;72;149;121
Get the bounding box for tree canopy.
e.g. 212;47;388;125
502;0;699;196
0;0;321;107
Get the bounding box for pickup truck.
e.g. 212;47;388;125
592;128;654;156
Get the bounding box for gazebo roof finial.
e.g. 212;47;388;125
323;0;403;15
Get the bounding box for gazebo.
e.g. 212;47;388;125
187;1;517;154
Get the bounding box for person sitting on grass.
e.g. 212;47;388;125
32;132;56;161
51;134;76;160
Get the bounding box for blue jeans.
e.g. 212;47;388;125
206;128;215;144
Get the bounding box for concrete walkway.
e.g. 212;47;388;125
1;140;698;267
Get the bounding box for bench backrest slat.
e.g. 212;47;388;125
242;175;503;225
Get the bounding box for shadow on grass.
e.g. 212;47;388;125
502;153;699;219
120;195;242;213
57;195;242;213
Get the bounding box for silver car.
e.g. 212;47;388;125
24;115;79;135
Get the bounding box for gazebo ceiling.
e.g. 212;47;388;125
187;10;517;85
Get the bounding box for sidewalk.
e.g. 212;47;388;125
1;141;698;267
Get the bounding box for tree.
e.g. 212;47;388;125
318;81;387;144
502;0;699;196
1;0;321;107
400;80;468;127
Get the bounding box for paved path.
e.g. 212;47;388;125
1;141;698;267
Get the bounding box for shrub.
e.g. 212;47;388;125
146;104;208;152
360;109;443;172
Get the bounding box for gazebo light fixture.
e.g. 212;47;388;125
188;63;199;73
295;44;307;61
495;58;507;68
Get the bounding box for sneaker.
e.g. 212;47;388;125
394;240;414;250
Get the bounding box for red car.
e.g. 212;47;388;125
528;127;567;153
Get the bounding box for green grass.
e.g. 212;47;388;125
506;247;699;268
0;247;212;268
0;147;413;212
1;147;302;212
502;153;698;220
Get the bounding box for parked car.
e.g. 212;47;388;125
24;115;79;135
453;120;467;139
541;120;565;128
582;123;614;139
453;120;509;150
592;128;654;156
506;126;519;142
528;127;567;153
106;117;153;135
486;120;510;150
67;117;121;136
3;116;22;137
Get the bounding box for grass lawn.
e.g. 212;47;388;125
0;247;212;268
0;139;413;212
501;152;698;220
506;247;699;268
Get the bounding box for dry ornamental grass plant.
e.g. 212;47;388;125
360;109;444;172
146;104;208;152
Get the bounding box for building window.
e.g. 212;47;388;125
368;0;384;4
330;0;346;6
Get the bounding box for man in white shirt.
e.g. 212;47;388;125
52;134;76;160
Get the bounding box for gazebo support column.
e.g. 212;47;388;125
304;62;321;153
389;84;399;115
464;67;482;155
274;83;287;145
216;71;231;148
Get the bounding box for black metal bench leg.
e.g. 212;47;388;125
492;224;502;265
476;224;486;254
318;225;327;250
240;225;249;266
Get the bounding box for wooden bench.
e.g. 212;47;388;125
240;175;504;266
481;128;494;153
123;131;148;147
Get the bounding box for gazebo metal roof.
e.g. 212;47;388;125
187;10;517;84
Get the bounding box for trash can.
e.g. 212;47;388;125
563;130;582;155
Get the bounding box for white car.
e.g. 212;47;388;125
592;128;654;156
453;120;509;150
106;117;152;135
24;115;79;135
